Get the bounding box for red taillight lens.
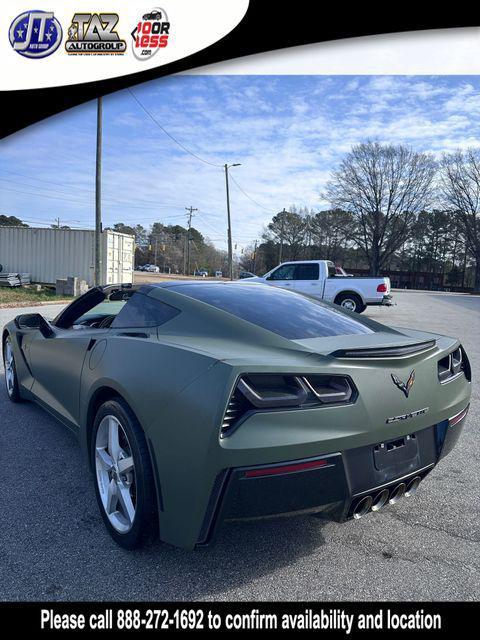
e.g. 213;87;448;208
377;283;388;293
244;458;330;478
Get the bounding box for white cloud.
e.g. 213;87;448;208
2;76;480;248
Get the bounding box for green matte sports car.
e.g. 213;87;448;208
2;282;471;550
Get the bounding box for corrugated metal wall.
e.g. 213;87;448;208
103;231;134;285
0;227;134;286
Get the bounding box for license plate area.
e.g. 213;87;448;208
373;434;418;471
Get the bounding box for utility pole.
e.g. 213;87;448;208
252;239;258;274
94;97;103;286
185;206;197;276
224;163;241;280
55;217;60;229
183;234;187;275
278;208;286;264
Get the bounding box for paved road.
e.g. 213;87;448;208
0;292;479;601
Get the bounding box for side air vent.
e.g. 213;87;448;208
331;340;436;359
221;387;250;433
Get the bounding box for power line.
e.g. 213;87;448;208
0;183;202;215
0;175;193;211
0;168;93;193
0;185;91;205
196;212;222;234
228;173;273;212
127;88;222;168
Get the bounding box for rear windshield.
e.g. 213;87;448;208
169;283;373;340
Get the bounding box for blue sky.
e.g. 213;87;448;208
1;75;480;251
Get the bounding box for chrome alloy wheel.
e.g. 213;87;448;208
3;337;15;397
95;415;136;533
340;298;356;311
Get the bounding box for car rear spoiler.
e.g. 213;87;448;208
330;339;436;359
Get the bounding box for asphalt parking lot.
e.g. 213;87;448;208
0;290;479;601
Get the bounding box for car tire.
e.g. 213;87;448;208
3;334;22;402
91;398;158;549
335;292;365;313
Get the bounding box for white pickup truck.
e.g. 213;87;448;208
246;260;392;313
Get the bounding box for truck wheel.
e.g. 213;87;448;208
335;293;365;313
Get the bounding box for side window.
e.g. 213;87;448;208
267;264;296;281
293;263;319;280
73;300;127;327
111;293;180;328
328;264;337;278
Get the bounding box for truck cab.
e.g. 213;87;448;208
247;260;392;313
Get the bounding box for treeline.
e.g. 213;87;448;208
109;222;229;275
0;215;27;227
239;142;480;292
4;142;480;291
239;207;474;289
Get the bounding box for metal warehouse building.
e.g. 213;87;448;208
0;227;134;287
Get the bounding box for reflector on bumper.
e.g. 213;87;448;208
449;404;469;427
243;458;330;478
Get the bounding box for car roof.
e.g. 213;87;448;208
149;280;264;289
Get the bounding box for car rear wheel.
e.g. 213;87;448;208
335;292;365;313
91;398;158;549
3;335;21;402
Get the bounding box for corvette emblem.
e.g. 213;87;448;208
391;370;415;398
386;407;429;424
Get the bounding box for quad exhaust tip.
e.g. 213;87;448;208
353;495;372;519
371;489;389;512
352;477;422;519
405;476;421;497
388;482;406;505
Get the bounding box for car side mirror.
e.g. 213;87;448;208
16;313;54;338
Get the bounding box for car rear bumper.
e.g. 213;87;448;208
197;408;468;545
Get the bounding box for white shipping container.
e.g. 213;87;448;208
0;227;134;287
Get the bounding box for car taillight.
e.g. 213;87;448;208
377;283;387;293
237;374;308;409
304;375;353;403
220;374;356;437
438;345;471;383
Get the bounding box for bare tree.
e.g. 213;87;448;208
325;141;436;275
441;149;480;292
264;207;308;261
309;209;355;263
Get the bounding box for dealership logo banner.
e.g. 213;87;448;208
1;0;480;138
2;0;248;91
131;7;171;60
65;13;127;55
9;10;62;58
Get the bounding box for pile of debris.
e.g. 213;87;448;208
0;273;31;287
